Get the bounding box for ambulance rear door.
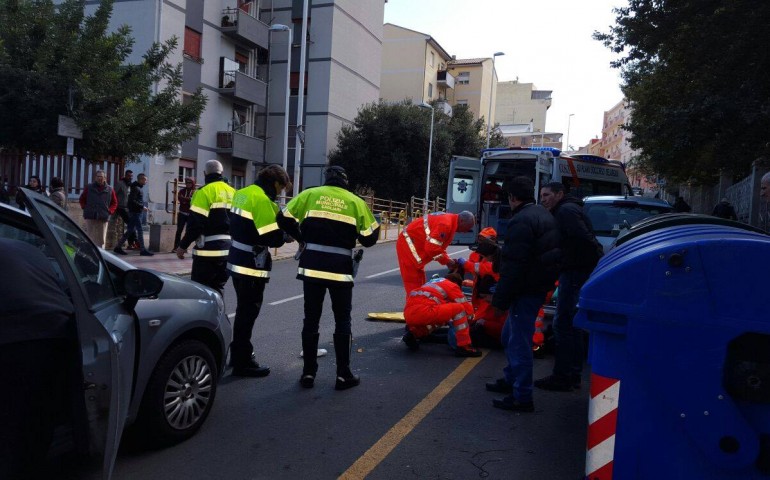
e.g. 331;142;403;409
446;155;480;245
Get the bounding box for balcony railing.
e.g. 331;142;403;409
437;70;455;89
220;7;269;49
219;66;267;106
216;131;264;163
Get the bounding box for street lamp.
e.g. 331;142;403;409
565;113;575;153
269;24;292;185
418;102;435;213
485;52;505;149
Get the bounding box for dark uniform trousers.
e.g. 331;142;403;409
302;282;353;336
230;275;267;365
191;257;229;296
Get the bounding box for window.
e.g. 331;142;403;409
457;71;470;85
452;174;475;203
429;51;435;67
290;72;308;96
184;27;202;61
179;159;196;182
231;169;246;189
427;83;433;99
456;99;468;106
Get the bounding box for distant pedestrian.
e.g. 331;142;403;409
535;182;603;392
173;177;196;250
0;177;9;205
49;177;66;209
114;170;137;248
113;174;153;256
672;196;691;213
712;198;737;220
16;175;44;210
78;170;117;248
176;160;235;296
487;176;560;412
760;172;770;201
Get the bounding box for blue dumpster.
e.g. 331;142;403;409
575;223;770;479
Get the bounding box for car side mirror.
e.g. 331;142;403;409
123;270;163;309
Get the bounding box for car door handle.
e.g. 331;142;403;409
111;331;123;353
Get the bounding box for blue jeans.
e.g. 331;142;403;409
502;294;546;403
118;212;145;250
552;270;590;379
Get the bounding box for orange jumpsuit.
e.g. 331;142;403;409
404;278;475;347
461;255;507;342
396;213;459;296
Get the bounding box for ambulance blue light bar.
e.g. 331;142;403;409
481;146;562;156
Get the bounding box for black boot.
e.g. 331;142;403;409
300;333;320;388
333;333;360;391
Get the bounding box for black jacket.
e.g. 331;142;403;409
551;196;603;272
491;202;560;311
712;201;737;220
127;181;145;213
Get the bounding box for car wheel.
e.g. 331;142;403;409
136;339;218;447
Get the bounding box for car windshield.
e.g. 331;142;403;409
585;202;673;237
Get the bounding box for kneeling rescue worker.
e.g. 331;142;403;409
277;166;380;390
402;272;482;357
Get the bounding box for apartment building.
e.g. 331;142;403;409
89;0;384;223
599;99;653;192
445;58;497;125
495;81;552;132
380;23;454;114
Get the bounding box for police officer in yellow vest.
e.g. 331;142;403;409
277;166;379;390
176;160;235;295
227;165;292;377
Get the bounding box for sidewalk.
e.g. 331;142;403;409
121;223;403;275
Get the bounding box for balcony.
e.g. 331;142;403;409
219;64;267;106
435;100;452;117
216;131;264;162
220;7;269;49
437;70;455;89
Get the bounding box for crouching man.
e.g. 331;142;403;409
402;272;482;357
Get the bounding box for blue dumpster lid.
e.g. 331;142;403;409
578;223;770;332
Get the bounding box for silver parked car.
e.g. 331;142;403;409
1;189;230;479
582;195;674;253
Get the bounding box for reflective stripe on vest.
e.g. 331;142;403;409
193;249;230;257
409;290;442;304
306;209;357;226
298;267;353;283
231;240;255;252
305;243;352;256
402;231;423;264
204;234;231;242
257;222;280;235
227;263;270;278
231;207;253;220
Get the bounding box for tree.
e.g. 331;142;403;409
0;0;206;160
328;101;505;202
595;0;770;184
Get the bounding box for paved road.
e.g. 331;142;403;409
114;242;588;480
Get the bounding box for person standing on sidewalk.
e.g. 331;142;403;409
487;176;559;412
227;165;291;377
78;170;117;248
535;182;603;391
277;166;379;390
113;173;153;256
114;170;137;248
49;177;66;209
173;177;196;250
175;160;235;296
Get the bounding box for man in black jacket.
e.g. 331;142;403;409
535;182;603;391
487;176;560;412
113;173;153;256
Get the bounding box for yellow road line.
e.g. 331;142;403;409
339;351;487;479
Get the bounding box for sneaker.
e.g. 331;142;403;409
299;373;316;388
455;345;482;357
231;359;270;378
139;249;154;256
486;378;513;394
534;374;573;392
492;396;535;412
113;247;127;255
402;331;420;351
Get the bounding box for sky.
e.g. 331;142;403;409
383;0;626;150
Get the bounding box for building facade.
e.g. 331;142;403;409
380;23;454;114
599;99;655;193
494;81;551;132
445;58;497;125
88;0;384;223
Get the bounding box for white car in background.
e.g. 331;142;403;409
582;196;674;253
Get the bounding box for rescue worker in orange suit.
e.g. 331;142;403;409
402;272;482;357
227;165;292;378
458;228;507;348
396;210;475;297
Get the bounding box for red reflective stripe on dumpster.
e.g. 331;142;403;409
586;373;620;480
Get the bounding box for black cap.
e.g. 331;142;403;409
324;165;349;188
